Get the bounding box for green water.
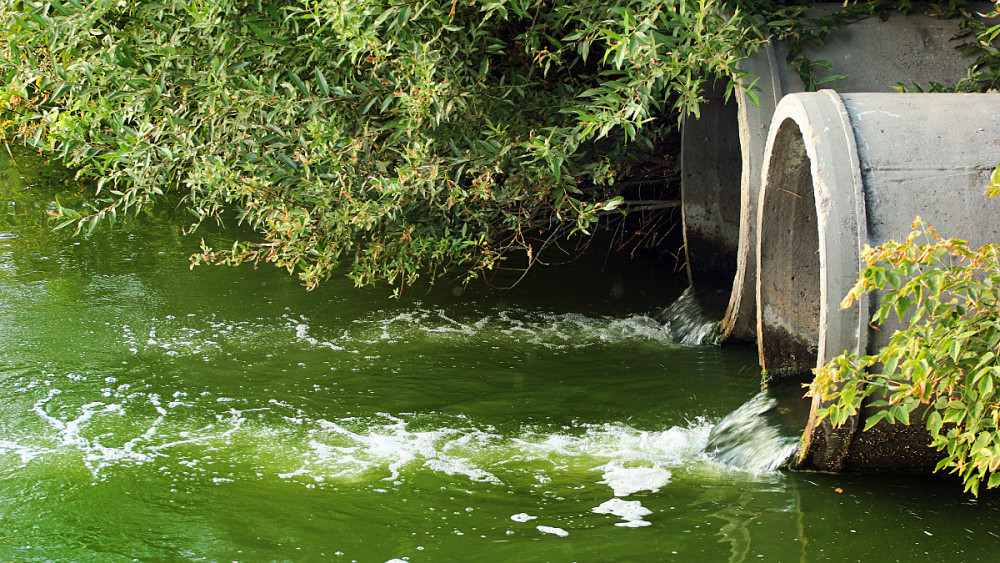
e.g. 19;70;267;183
3;152;1000;562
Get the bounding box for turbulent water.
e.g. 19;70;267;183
0;296;776;561
6;151;1000;562
706;391;802;473
2;304;770;490
656;285;730;346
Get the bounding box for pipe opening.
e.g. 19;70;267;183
757;118;820;383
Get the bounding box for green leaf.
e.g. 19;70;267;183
289;71;309;97
894;295;913;321
314;68;330;98
863;411;888;431
53;218;78;231
276;153;299;170
980;373;994;397
927;410;943;435
890;404;910;425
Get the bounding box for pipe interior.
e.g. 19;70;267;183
757;118;820;382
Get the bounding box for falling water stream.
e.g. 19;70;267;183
4;150;1000;561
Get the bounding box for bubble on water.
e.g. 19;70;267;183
511;513;537;522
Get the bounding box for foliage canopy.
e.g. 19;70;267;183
1;0;997;290
0;0;764;290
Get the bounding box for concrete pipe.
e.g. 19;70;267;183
680;4;989;343
755;91;1000;470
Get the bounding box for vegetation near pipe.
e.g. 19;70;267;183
810;205;1000;496
5;0;999;293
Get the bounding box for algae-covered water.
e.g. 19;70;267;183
3;151;1000;561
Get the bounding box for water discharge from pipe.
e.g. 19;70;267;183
706;388;806;473
656;287;809;472
656;286;727;346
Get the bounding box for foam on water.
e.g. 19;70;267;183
0;386;756;496
596;465;673;497
0;440;53;466
115;306;696;362
510;513;537;522
593;498;653;528
536;525;569;537
352;307;677;348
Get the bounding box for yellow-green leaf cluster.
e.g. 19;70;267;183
811;200;1000;495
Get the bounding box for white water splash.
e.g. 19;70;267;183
706;391;801;473
657;286;724;346
0;390;736;494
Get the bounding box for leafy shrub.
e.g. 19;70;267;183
1;0;996;291
810;172;1000;495
0;0;760;291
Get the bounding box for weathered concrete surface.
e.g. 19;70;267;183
680;79;743;281
680;4;991;344
754;91;1000;470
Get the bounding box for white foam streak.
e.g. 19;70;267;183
116;307;697;362
28;391;160;475
537;525;569;537
0;441;54;466
294;323;343;350
307;417;503;484
5;392;791;494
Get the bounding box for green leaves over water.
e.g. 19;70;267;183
0;0;763;291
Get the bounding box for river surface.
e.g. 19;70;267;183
3;151;1000;561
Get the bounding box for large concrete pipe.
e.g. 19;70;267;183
755;91;1000;470
680;4;989;343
